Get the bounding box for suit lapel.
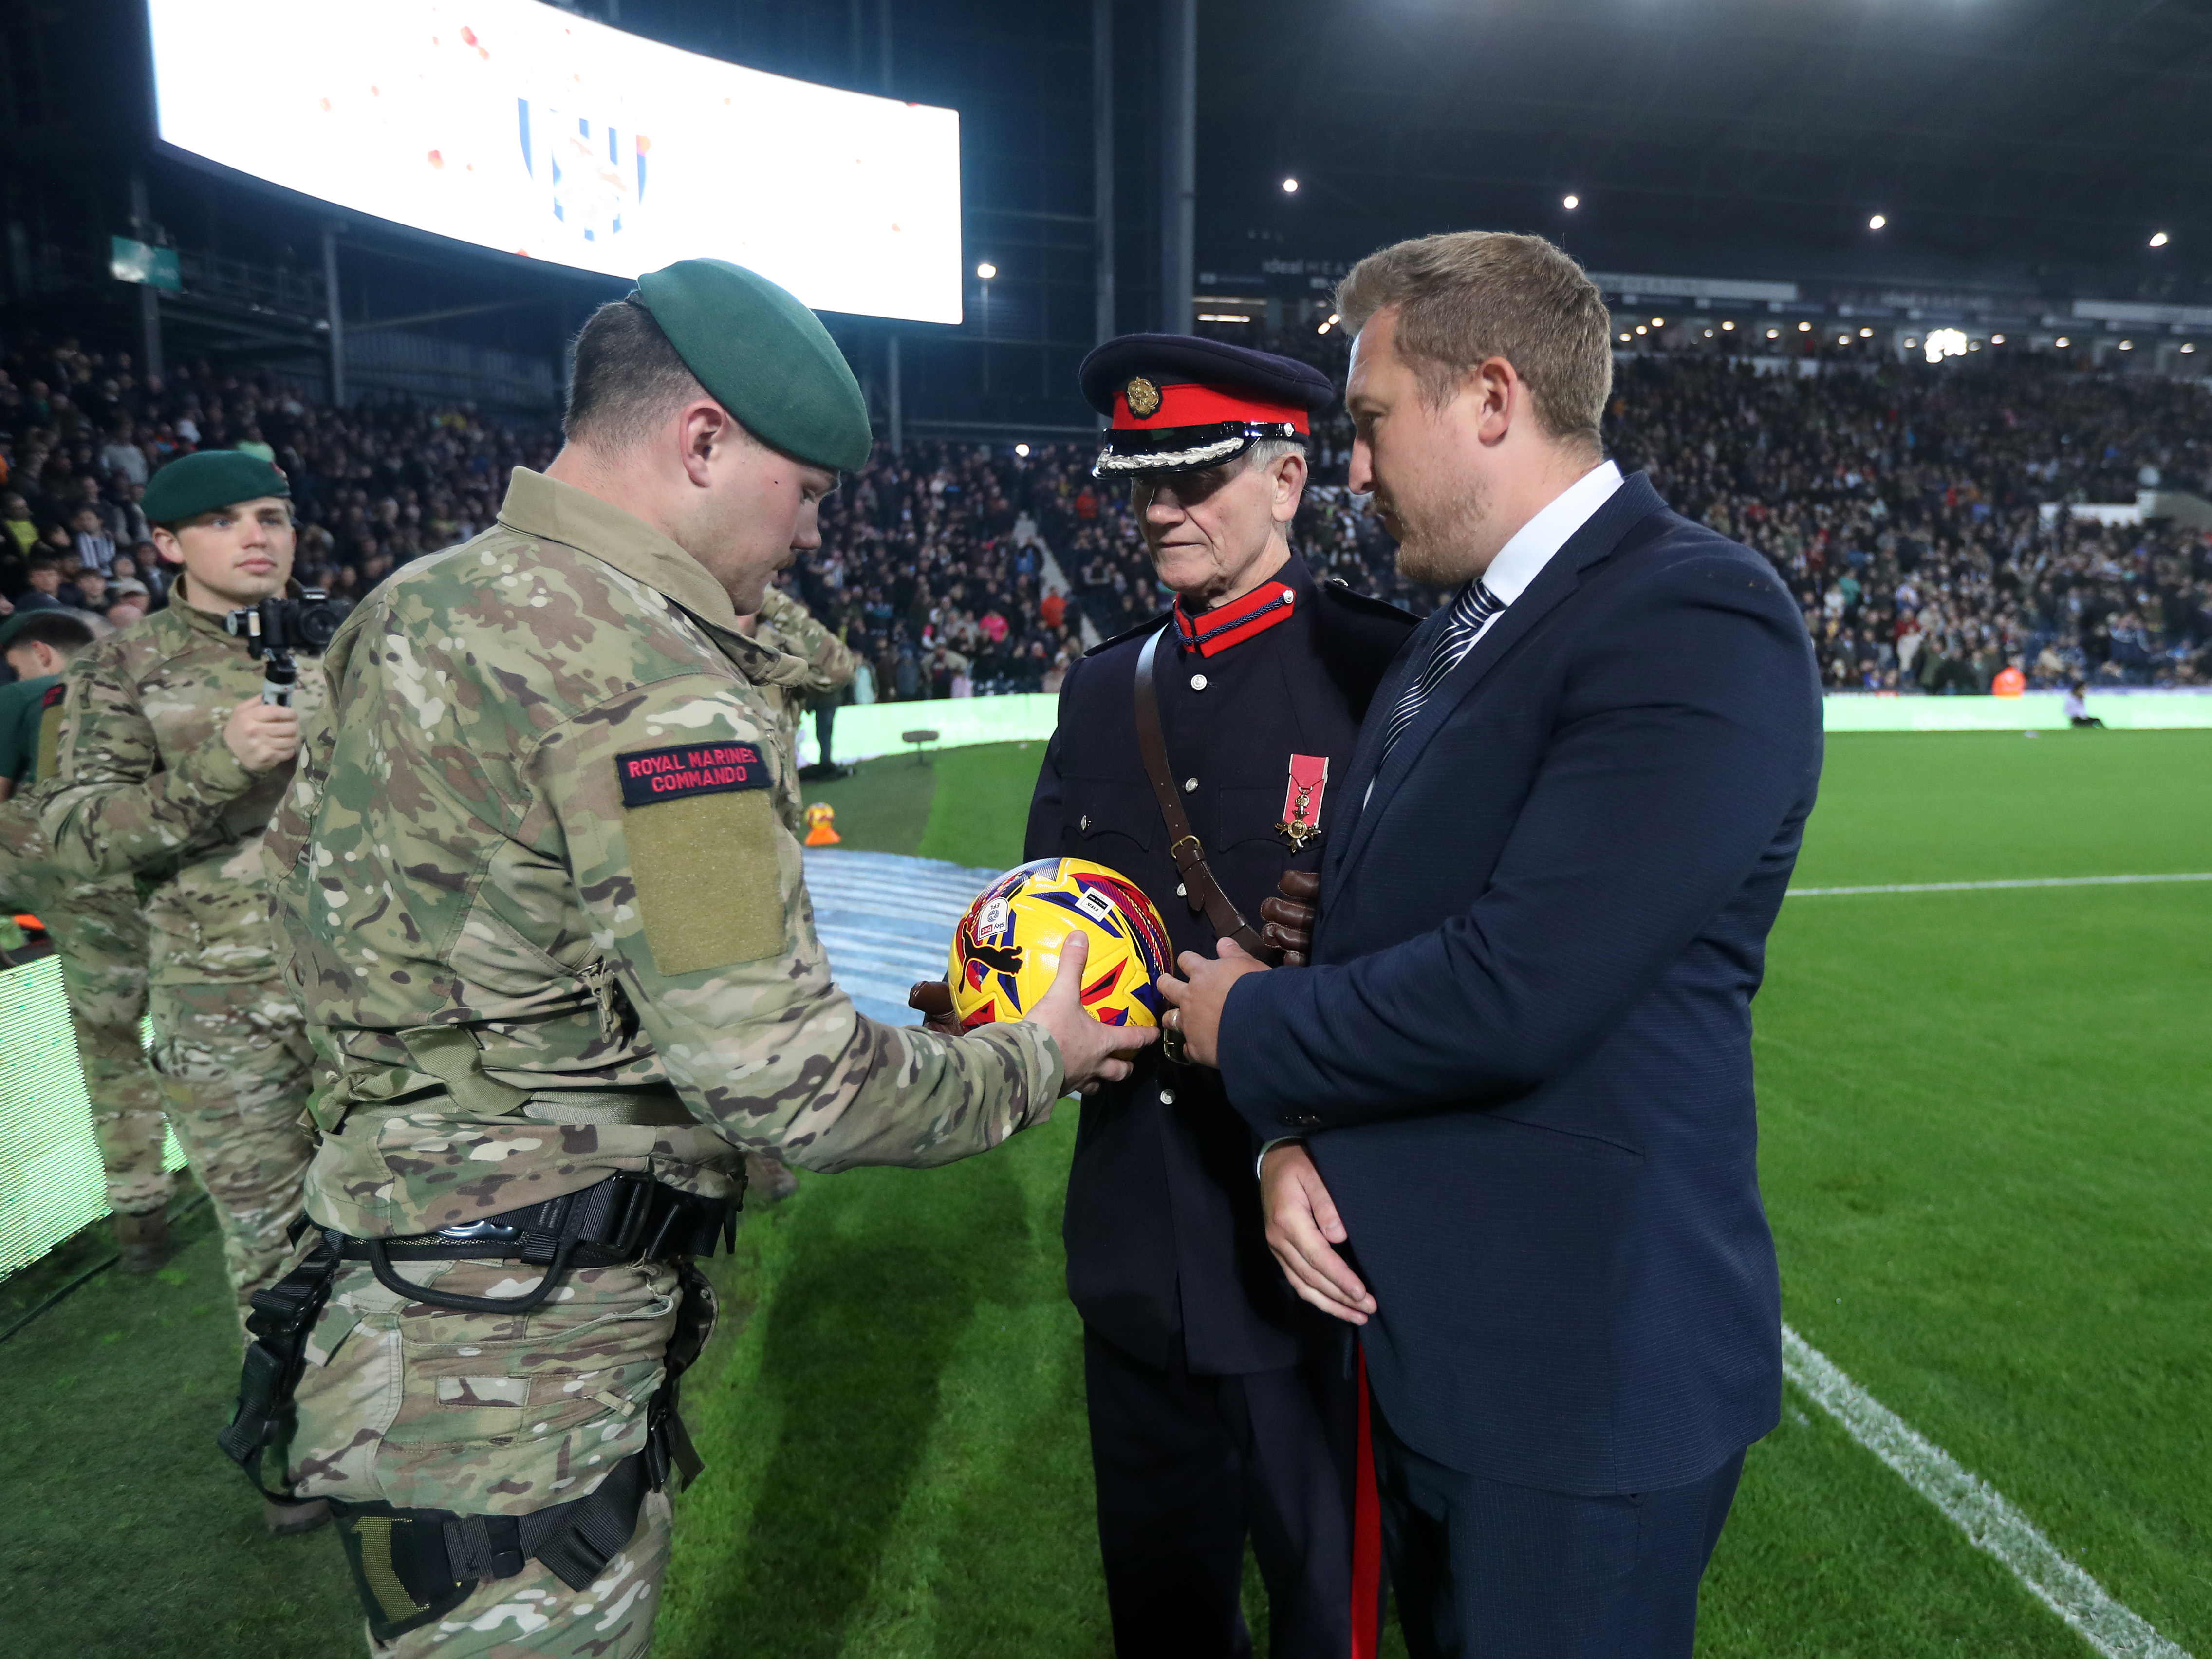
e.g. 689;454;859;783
1332;475;1668;882
1321;613;1436;887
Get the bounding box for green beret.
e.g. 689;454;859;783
634;259;872;473
142;450;290;528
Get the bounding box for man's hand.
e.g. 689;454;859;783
223;698;301;774
1032;932;1158;1092
1262;1142;1376;1324
1259;869;1320;967
1155;936;1271;1069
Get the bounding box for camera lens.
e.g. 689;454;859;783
296;599;350;651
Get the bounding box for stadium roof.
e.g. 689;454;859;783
1198;0;2212;296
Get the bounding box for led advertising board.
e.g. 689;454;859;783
148;0;964;323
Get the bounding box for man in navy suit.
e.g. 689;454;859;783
1160;230;1823;1658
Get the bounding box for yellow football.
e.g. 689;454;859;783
948;857;1172;1033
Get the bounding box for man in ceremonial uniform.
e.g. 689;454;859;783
37;450;320;1332
237;260;1143;1658
0;610;175;1268
1027;335;1416;1658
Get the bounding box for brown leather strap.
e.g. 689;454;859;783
1133;625;1282;965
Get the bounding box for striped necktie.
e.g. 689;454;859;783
1377;578;1505;766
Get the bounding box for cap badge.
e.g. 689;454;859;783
1124;376;1162;419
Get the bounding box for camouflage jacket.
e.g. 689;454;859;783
265;468;1061;1238
36;590;323;987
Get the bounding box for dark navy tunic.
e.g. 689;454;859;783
1025;553;1415;1375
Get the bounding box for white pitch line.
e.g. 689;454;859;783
1789;873;2212;897
1781;1325;2189;1659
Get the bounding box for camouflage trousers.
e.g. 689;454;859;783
288;1253;709;1657
148;976;315;1325
43;878;174;1217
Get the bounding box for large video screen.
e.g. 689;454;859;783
147;0;964;325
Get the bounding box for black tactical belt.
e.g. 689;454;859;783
350;1172;736;1315
217;1174;725;1639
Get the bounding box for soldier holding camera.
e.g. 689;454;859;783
37;452;328;1404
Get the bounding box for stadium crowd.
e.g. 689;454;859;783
3;328;2208;696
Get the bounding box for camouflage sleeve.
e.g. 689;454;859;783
34;649;257;880
537;672;1064;1171
759;587;856;697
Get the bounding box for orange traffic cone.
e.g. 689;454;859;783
803;802;841;846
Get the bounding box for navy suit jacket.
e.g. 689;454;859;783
1218;473;1823;1496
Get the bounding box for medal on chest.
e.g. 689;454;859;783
1276;753;1329;851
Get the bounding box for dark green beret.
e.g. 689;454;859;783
142;450;290;527
634;259;872;473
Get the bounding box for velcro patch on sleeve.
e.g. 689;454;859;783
615;741;769;807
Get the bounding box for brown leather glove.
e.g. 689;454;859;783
1258;869;1320;967
908;978;965;1036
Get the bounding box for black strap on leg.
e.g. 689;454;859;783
216;1225;342;1503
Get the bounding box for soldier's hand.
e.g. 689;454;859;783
1032;932;1158;1094
223;698;301;774
908;977;963;1036
1260;869;1320;967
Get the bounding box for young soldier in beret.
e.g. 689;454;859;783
0;610;177;1270
36;453;322;1433
1030;335;1417;1658
243;258;1147;1657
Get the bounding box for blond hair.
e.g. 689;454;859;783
1336;231;1613;455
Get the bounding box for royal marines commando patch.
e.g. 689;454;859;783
614;741;770;806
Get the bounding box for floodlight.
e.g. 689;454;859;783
1563;194;1580;210
1282;177;1300;193
1869;214;1887;231
2184;343;2198;354
1925;328;1968;363
1652;317;1664;327
1839;334;1851;345
1704;328;1714;338
1797;320;1812;332
1859;327;1874;338
1721;320;1735;331
1014;443;1030;457
2120;339;2134;350
1990;334;2005;344
976;262;997;280
2055;336;2070;347
1636;325;1648;335
1766;328;1780;339
1619;332;1632;342
2150;231;2169;248
1327;313;1339;324
1317;322;1331;334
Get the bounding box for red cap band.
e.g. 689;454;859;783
1114;381;1310;432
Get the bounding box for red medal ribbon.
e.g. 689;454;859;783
1280;753;1330;828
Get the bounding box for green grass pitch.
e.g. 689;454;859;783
0;730;2201;1656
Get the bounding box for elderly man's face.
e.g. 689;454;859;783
1346;306;1491;588
1130;448;1304;611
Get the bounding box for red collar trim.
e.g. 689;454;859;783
1173;580;1298;657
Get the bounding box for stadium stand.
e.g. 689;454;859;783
2;328;2208;696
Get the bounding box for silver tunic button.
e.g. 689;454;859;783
1160;1089;1176;1105
1079;814;1090;830
1183;777;1198;792
1175;883;1187;896
1190;673;1208;691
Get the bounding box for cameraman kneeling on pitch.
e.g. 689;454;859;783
35;450;337;1534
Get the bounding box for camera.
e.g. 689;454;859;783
225;589;353;706
225;590;352;659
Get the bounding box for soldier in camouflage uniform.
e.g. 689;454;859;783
738;582;855;823
733;585;856;1199
1;611;175;1265
37;450;321;1330
248;260;1146;1657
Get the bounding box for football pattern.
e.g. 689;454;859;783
947;858;1172;1032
